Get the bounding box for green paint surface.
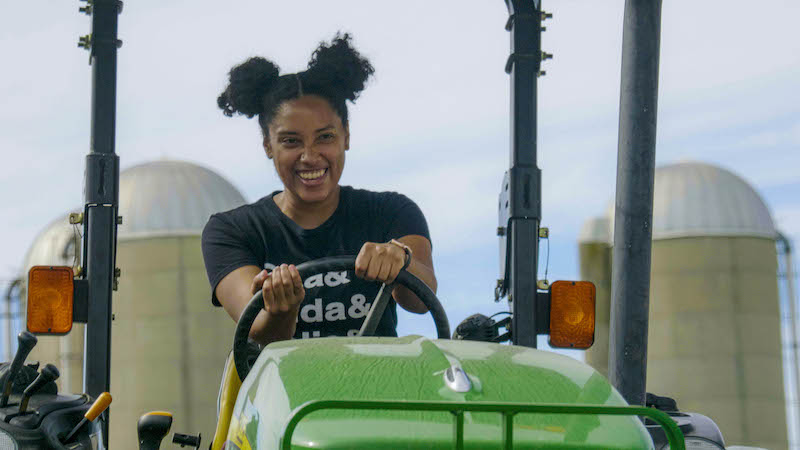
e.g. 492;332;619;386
228;336;654;449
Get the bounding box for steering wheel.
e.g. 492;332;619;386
233;256;450;380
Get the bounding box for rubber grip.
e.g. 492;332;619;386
8;332;38;378
1;331;38;405
85;392;112;421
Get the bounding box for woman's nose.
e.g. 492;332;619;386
299;146;320;162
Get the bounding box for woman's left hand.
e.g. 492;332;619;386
355;241;408;284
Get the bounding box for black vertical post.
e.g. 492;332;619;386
504;0;543;347
608;0;662;406
83;0;122;444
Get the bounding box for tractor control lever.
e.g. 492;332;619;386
1;331;38;407
172;432;201;448
18;363;59;414
137;411;173;450
62;392;112;443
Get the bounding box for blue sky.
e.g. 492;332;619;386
1;1;798;346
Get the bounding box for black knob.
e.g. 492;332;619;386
1;332;38;407
138;412;172;450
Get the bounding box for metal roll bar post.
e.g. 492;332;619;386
501;0;544;348
608;0;663;406
80;0;123;444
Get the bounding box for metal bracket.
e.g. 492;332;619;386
496;167;542;300
73;279;89;323
535;291;550;336
504;53;542;75
504;13;540;31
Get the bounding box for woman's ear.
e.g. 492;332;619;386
344;126;350;151
263;136;273;159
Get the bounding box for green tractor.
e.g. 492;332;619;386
212;256;672;449
0;0;754;449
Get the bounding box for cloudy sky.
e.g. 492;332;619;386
1;1;798;343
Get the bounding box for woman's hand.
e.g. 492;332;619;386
251;264;305;316
355;241;409;284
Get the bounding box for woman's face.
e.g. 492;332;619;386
264;95;349;206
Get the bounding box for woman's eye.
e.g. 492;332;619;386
318;133;335;142
281;138;300;146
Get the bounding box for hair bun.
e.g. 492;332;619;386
217;57;280;118
306;33;374;102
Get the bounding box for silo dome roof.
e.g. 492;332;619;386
118;160;246;239
607;161;776;241
19;160;246;278
22;211;81;272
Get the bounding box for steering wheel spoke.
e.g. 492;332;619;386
357;282;394;337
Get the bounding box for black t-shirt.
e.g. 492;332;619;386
201;186;430;338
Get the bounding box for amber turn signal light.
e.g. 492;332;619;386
549;280;595;349
27;266;74;334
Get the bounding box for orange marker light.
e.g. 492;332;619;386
549;280;595;349
27;266;74;334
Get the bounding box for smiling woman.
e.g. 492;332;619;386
202;33;438;345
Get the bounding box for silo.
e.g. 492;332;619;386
579;217;611;377
20;160;246;446
580;161;788;449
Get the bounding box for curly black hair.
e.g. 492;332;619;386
217;33;374;136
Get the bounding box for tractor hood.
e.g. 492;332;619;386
227;335;653;449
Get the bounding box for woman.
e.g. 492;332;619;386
202;34;437;345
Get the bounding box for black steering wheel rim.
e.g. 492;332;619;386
233;256;449;380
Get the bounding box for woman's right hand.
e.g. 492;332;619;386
251;264;305;317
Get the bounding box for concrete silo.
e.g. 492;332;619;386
20;160;246;446
582;161;788;449
578;217;611;377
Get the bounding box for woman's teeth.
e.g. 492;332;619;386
298;169;326;180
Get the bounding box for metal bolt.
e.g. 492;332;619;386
78;35;91;50
538;227;549;238
541;11;553;20
497;227;506;236
541;26;547;32
541;51;553;61
69;212;84;225
112;279;118;291
115;39;123;49
79;5;92;14
114;268;121;278
538;71;546;77
117;215;123;225
73;266;83;277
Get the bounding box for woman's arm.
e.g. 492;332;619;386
215;264;305;345
391;235;436;313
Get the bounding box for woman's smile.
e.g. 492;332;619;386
296;168;328;185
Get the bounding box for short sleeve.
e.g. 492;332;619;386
384;193;431;245
201;213;262;306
